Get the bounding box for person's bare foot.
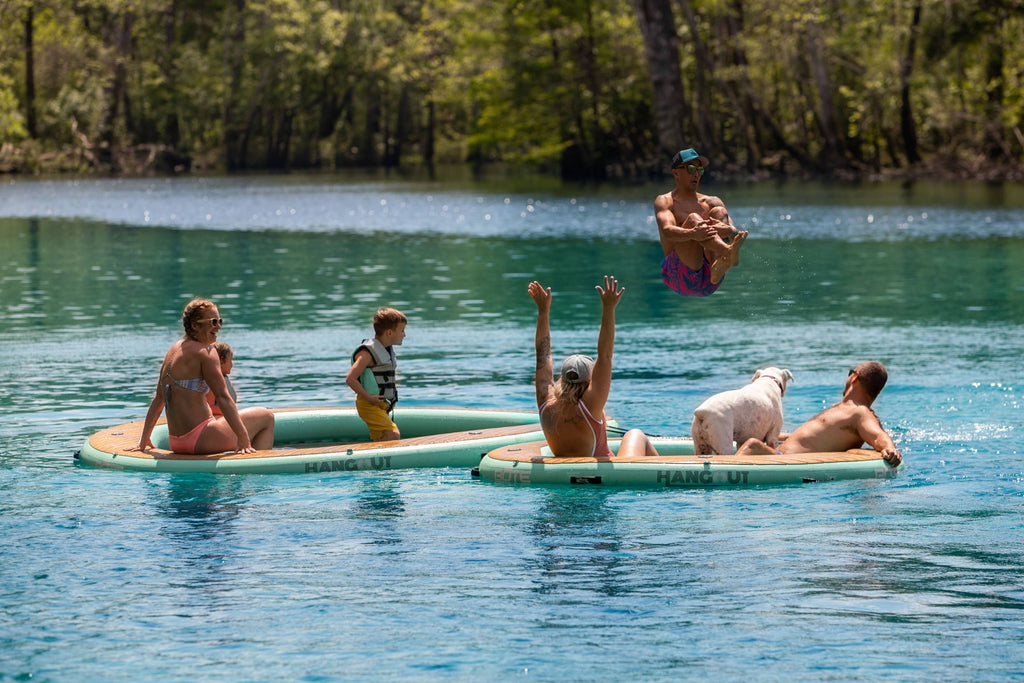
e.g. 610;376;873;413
709;230;747;284
735;438;779;456
728;231;748;267
710;255;730;284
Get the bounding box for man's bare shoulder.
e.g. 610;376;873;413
817;401;866;422
806;403;883;438
849;403;885;427
699;193;725;209
791;402;854;433
654;191;673;209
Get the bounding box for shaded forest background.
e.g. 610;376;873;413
2;0;1024;180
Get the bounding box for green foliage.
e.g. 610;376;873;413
0;74;28;142
1;0;1023;175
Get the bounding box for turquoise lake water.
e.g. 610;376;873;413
1;173;1022;681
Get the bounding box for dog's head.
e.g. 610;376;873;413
752;367;794;395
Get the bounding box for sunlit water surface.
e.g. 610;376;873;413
1;174;1022;681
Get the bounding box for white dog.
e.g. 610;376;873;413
692;367;794;455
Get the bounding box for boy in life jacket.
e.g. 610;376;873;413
345;308;408;441
206;342;238;416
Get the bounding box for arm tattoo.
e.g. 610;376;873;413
536;337;550;368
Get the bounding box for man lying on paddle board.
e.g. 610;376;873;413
735;361;902;467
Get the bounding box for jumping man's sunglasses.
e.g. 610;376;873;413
676;164;705;176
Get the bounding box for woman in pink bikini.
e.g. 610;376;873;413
130;298;274;455
529;276;657;459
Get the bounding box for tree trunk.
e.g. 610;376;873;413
675;0;714;150
392;85;413;167
899;0;922;165
334;86;354;167
23;5;37;139
162;0;180;148
223;0;247;170
630;0;687;160
238;68;270;170
983;15;1006;161
580;0;607;175
804;23;844;169
361;83;381;166
100;11;133;166
423;99;435;177
318;75;343;139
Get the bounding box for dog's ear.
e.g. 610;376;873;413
751;369;763;382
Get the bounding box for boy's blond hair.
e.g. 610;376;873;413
372;308;407;336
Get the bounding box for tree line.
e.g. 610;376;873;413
2;0;1023;179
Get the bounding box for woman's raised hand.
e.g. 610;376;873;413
596;275;624;307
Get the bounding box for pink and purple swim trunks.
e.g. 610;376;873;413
661;251;722;297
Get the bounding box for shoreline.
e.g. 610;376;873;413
3;142;1024;185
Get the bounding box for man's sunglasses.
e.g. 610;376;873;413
675;163;705;176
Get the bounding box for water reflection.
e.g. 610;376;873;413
3;216;1023;339
151;473;245;544
524;489;630;599
351;477;408;549
792;534;1024;623
137;474;250;604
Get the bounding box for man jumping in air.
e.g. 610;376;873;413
655;148;747;297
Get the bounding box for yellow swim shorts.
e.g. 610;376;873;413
356;396;398;441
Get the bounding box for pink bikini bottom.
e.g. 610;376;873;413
168;416;216;454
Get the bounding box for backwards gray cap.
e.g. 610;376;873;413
560;354;595;384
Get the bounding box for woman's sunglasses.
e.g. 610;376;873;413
196;317;224;327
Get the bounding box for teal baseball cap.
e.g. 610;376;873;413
671;148;709;168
